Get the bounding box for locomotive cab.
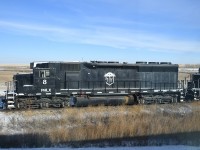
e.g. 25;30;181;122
33;67;56;96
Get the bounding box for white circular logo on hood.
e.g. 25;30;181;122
104;72;116;86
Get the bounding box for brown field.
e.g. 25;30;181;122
0;65;31;93
0;65;30;81
179;64;200;68
0;103;200;147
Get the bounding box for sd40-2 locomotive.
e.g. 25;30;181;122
5;61;186;109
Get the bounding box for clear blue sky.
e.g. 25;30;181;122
0;0;200;64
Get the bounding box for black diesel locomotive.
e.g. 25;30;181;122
5;61;184;109
187;70;200;100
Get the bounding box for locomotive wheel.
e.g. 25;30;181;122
16;102;20;109
39;103;43;109
60;102;65;108
45;102;49;108
18;103;21;109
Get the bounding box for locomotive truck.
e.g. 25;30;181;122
4;60;194;109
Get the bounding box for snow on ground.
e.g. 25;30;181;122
0;102;196;135
0;109;65;134
1;145;200;150
156;103;193;116
0;103;199;148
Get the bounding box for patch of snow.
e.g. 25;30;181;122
156;104;193;116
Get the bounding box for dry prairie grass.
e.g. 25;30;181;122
0;68;31;82
4;104;198;143
0;72;15;83
47;104;200;143
0;65;31;93
1;103;200;147
179;64;200;68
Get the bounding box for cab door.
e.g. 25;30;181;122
33;68;56;95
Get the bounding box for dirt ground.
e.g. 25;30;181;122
0;65;31;94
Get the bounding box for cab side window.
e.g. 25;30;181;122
39;70;50;78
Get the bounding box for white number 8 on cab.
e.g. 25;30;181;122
43;79;47;84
